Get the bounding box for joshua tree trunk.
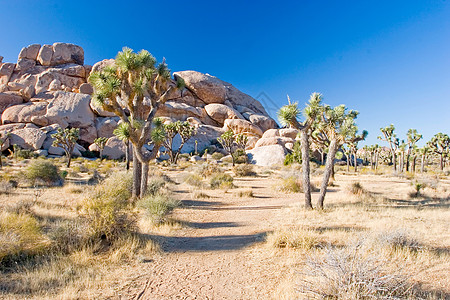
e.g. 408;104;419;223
440;153;444;171
132;147;142;199
412;155;417;173
125;141;130;170
353;150;358;172
140;162;149;199
66;151;73;168
347;155;350;172
375;152;379;170
392;152;397;172
300;130;313;210
318;138;338;210
421;154;425;173
320;151;324;165
406;150;411;172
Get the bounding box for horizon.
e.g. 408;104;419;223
1;1;449;147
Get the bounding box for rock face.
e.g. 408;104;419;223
247;145;288;166
0;42;285;159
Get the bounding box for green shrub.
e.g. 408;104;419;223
284;142;302;165
232;149;248;164
197;163;221;178
233;164;256;177
0;212;50;264
79;172;135;242
210;173;234;189
137;194;180;224
24;160;62;186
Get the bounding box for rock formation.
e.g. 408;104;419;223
0;43;292;165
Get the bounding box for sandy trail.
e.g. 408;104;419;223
119;175;293;300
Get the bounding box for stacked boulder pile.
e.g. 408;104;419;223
0;43;298;165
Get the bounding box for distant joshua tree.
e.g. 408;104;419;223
405;129;422;172
378;124;399;172
428;133;450;171
278;93;322;209
217;130;248;166
52;127;80;167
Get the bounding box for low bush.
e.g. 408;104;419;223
184;173;204;187
376;229;421;251
211;152;224;160
236;189;254;198
146;176;167;196
233;164;256;177
210;173;234;189
348;181;365;196
24;160;63;186
48;219;90;254
79;172;136;242
0;212;50;265
137;194;180;224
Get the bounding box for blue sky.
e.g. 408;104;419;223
1;1;449;146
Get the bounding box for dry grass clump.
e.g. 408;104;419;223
184;173;204;187
0;179;15;195
348;181;366;196
298;237;416;299
279;176;303;193
266;227;319;250
0;212;51;265
196;163;222;178
233;164;257;177
236;189;254;198
192;190;210;199
376;229;422;251
210;173;234;189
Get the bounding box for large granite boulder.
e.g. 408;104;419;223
254;136;295;148
37;43;84;66
223;118;263;137
247;144;288;167
0;92;23;115
204;103;243;125
0;63;15;84
95;117;119;138
173;71;227;104
9;127;46;150
103;136;128;159
1;102;48;126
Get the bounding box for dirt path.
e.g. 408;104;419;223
118;174;294;299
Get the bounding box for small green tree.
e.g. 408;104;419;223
52;128;80;167
163;121;196;164
0;133;10;169
113;122;131;170
217;131;249;166
94;137;109;160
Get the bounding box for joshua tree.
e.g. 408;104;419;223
94;137;109;160
405;129;422;172
52;128;80;167
428;133;450;171
113;122;132;170
89;47;185;198
419;146;430;173
163;121;196;164
217;130;248;166
0;133;10;169
398;140;407;173
314;104;360;209
366;144;380;169
346;130;368;172
378;124;399;172
278;93;322;209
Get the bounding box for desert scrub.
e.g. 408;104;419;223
376;229;421;252
266;227;319;249
47;219;90;254
146;176;167;196
23;160;63;186
233;164;256;177
236;189;254;198
211;152;224;160
184;173;204;187
298;237;416;299
0;212;50;265
210;173;234;189
79;172;136;242
137;194;180;224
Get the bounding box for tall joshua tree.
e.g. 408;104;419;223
315;105;360;209
378;124;399;172
89;48;185;198
346;129;368;172
428;133;450;171
405;129;422;172
278;93;322;209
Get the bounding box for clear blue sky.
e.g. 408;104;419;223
1;0;449;146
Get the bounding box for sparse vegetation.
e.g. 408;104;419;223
24;160;62;186
233;164;256;177
210;173;234;189
138;193;180;224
